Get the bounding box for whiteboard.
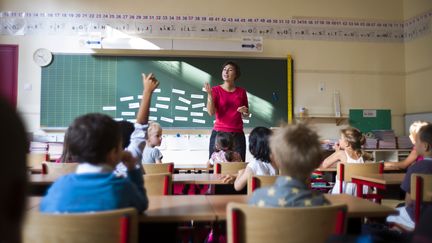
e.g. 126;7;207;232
404;112;432;135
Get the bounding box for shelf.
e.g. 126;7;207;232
295;115;348;126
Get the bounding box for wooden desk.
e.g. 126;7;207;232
173;174;231;185
140;195;215;222
207;194;397;220
351;173;405;198
174;164;211;173
29;174;60;185
324;194;397;218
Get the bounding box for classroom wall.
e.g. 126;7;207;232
0;0;408;140
403;0;432;114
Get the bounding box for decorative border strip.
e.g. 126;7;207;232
0;10;430;42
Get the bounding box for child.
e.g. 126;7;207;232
141;122;163;164
40;73;159;213
249;123;328;207
387;124;432;231
385;121;430;170
207;132;242;167
321;127;369;195
222;127;277;191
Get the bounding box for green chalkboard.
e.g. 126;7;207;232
41;55;288;128
349;109;391;133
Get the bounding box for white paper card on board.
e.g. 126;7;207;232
137;95;143;99
157;96;171;102
120;96;134;102
201;87;206;92
121;112;135;116
102;106;117;111
191;94;204;99
175;106;189;111
178;97;191;105
150;108;157;112
175;116;188;121
172;89;186;95
203;107;208;112
191;112;204;117
192;118;206;124
114;118;124;121
154;88;161;93
129;103;140;109
149;116;157;121
160;117;174;123
192;103;205;108
363;110;377;118
155;103;169;109
242;119;250;124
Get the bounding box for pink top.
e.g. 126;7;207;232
413;146;424;161
209;150;243;165
212;85;248;133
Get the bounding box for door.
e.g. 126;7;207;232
0;45;19;108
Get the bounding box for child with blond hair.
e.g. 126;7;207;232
142;122;163;164
249;123;328;207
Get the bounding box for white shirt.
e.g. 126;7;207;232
247;158;277;176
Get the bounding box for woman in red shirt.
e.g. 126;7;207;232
204;61;249;161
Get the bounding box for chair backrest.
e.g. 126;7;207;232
143;173;172;195
42;162;79;176
337;162;383;193
27;153;50;169
410;173;432;225
227;202;347;243
142;162;174;174
247;175;278;195
214;162;246;174
23;207;138;243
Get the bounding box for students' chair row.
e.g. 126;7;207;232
144;173;172;195
27;153;50;169
23;208;138;243
227;202;347;243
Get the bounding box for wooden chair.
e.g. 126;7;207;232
27;153;49;169
213;162;246;174
411;173;432;225
23;207;138;243
144;173;172;195
337;162;383;200
41;161;79;176
143;162;174;174
227;202;347;243
247;175;278;195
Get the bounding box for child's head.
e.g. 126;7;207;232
146;122;162;147
67;113;122;167
270;123;322;180
117;120;135;149
415;124;432;157
409;121;429;144
339;127;365;152
249;126;272;163
214;132;235;152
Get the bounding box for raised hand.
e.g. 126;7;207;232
142;73;159;93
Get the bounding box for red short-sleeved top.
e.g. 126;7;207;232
212;85;248;133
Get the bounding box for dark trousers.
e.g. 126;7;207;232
208;130;246;162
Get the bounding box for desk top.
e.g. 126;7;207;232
28;194;397;222
140;195;215;222
29;174;61;185
351;173;405;185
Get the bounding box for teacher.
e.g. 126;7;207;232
204;61;249;161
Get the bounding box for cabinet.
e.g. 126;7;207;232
364;149;411;162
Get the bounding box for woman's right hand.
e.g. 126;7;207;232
204;83;212;95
